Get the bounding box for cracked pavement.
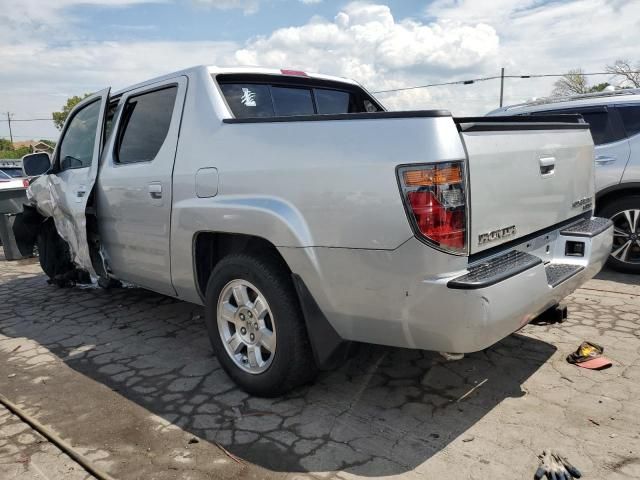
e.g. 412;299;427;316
1;250;639;479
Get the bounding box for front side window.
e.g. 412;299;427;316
116;86;177;164
618;105;640;137
58;100;101;171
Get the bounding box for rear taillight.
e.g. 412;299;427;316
22;179;29;188
398;161;467;254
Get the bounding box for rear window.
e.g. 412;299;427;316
217;75;381;119
618;105;640;137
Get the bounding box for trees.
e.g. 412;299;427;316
52;94;91;130
552;69;590;96
606;59;640;88
0;140;31;159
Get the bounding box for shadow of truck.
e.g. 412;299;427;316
0;268;555;476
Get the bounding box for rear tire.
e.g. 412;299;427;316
204;253;317;396
599;195;640;274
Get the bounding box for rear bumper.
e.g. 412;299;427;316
282;216;613;355
407;217;613;353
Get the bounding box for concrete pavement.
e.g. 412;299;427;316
1;253;639;479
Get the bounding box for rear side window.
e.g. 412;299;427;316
618;105;640;137
531;108;625;146
579;111;625;145
116;86;177;164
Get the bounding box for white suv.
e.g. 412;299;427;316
490;89;640;273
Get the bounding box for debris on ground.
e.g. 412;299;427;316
534;449;582;479
566;341;612;370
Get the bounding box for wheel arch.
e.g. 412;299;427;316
596;182;640;214
192;231;350;369
193;231;291;302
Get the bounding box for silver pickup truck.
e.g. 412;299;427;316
16;66;613;396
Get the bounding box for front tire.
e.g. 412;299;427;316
599;195;640;273
37;220;75;285
204;254;317;396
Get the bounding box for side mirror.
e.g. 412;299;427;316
22;152;52;177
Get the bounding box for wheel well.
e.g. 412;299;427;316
596;186;640;214
194;232;291;299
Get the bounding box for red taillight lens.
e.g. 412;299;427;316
22;179;29;188
398;162;467;253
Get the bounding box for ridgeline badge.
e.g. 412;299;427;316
478;225;517;245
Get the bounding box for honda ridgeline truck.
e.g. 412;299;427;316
16;66;613;396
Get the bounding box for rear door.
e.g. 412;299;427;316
96;77;187;295
456;118;596;254
42;89;110;275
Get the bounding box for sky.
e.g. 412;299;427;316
1;0;639;141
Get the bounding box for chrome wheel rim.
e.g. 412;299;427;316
217;279;276;374
611;209;640;265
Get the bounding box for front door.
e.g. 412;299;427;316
96;77;187;295
44;89;111;275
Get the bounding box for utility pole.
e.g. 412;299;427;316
499;68;505;108
6;112;13;145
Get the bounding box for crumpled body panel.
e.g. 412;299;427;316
27;174;96;276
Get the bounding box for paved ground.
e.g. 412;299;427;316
0;251;639;479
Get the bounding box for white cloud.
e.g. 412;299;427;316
235;2;499;88
300;0;322;4
191;0;260;14
2;0;640;141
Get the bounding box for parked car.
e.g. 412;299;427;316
489;89;640;273
0;169;27;191
15;66;612;395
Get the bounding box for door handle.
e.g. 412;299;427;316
75;185;87;203
148;182;162;199
595;155;616;165
539;156;555;177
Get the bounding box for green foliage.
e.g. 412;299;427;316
52;93;91;130
588;82;610;93
0;138;12;151
0;146;31;159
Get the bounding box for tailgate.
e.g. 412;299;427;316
456;116;595;254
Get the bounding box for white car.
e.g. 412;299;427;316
0;170;27;191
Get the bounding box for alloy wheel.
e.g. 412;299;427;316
611;209;640;265
217;279;277;374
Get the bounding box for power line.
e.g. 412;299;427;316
373;70;640;94
0;118;52;122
